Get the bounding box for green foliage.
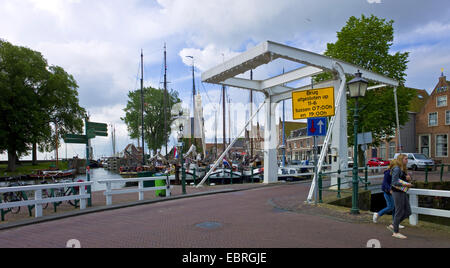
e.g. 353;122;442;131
122;87;180;154
37;66;86;152
315;14;412;146
0;40;85;171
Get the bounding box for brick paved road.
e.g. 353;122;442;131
0;182;449;248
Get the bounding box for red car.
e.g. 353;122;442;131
367;157;390;167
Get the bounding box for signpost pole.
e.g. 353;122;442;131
85;117;92;207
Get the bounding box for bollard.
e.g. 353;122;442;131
337;176;341;199
251;168;254;184
230;170;233;185
440;164;444;183
193;169;196;185
425;165;429;184
0;197;5;221
318;172;323;204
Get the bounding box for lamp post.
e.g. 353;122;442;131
347;71;368;215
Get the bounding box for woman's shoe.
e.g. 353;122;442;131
392;233;407;239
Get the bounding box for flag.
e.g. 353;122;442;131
174;147;179;159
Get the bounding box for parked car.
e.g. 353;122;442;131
393;153;435;171
367;157;390;167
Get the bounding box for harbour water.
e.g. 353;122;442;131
75;168;125;192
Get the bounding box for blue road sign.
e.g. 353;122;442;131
307;117;327;136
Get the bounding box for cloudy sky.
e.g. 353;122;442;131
1;0;449;160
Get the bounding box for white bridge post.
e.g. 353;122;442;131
264;97;279;184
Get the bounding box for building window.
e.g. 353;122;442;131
437;86;448;93
436;134;448;157
420;135;430;158
429;112;438;126
380;143;386;159
437;96;447;107
446;111;450;125
389;142;396;159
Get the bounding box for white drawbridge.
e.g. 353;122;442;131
199;41;398;203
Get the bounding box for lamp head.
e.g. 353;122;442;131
347;71;368;98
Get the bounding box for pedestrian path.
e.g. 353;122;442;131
0;183;449;248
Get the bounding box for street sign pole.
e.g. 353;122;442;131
313;135;318;205
85;117;92;207
64;120;108;208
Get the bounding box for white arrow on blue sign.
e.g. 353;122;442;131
307;117;328;136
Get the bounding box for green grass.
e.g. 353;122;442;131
0;161;69;177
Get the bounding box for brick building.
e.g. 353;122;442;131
372;88;429;160
416;72;450;164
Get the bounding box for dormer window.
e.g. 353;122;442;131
437;86;448;93
437;96;447;107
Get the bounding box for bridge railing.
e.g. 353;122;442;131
0;181;93;220
97;177;172;206
408;189;450;226
317;166;386;202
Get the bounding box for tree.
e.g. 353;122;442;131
316;15;413;165
122;87;181;155
0;40;85;171
0;41;49;171
34;66;86;164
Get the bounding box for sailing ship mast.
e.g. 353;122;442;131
250;69;253;159
163;44;168;156
222;84;226;153
140;50;145;165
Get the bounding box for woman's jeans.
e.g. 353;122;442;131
378;192;395;221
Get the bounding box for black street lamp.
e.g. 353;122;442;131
347;71;368;215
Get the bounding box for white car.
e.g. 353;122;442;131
394;153;435;171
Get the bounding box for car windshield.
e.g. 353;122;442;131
413;154;429;160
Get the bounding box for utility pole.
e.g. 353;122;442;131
140;49;145;166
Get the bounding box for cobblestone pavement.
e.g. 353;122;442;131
0;181;449;248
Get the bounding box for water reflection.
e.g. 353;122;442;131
75;168;125;192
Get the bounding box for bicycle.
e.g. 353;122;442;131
49;178;84;208
1;181;49;214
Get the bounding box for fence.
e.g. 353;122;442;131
97;176;171;206
408;188;450;226
424;164;450;183
0;181;93;220
317;166;385;203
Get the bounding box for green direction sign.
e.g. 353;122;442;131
64;134;87;144
95;131;108;137
87;128;96;139
87;122;108;132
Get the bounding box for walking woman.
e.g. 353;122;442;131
389;154;413;239
373;163;396;224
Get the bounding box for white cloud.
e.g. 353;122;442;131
179;45;240;72
1;0;450;159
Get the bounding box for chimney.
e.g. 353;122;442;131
439;68;446;84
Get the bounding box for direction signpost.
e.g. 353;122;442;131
64;120;108;207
